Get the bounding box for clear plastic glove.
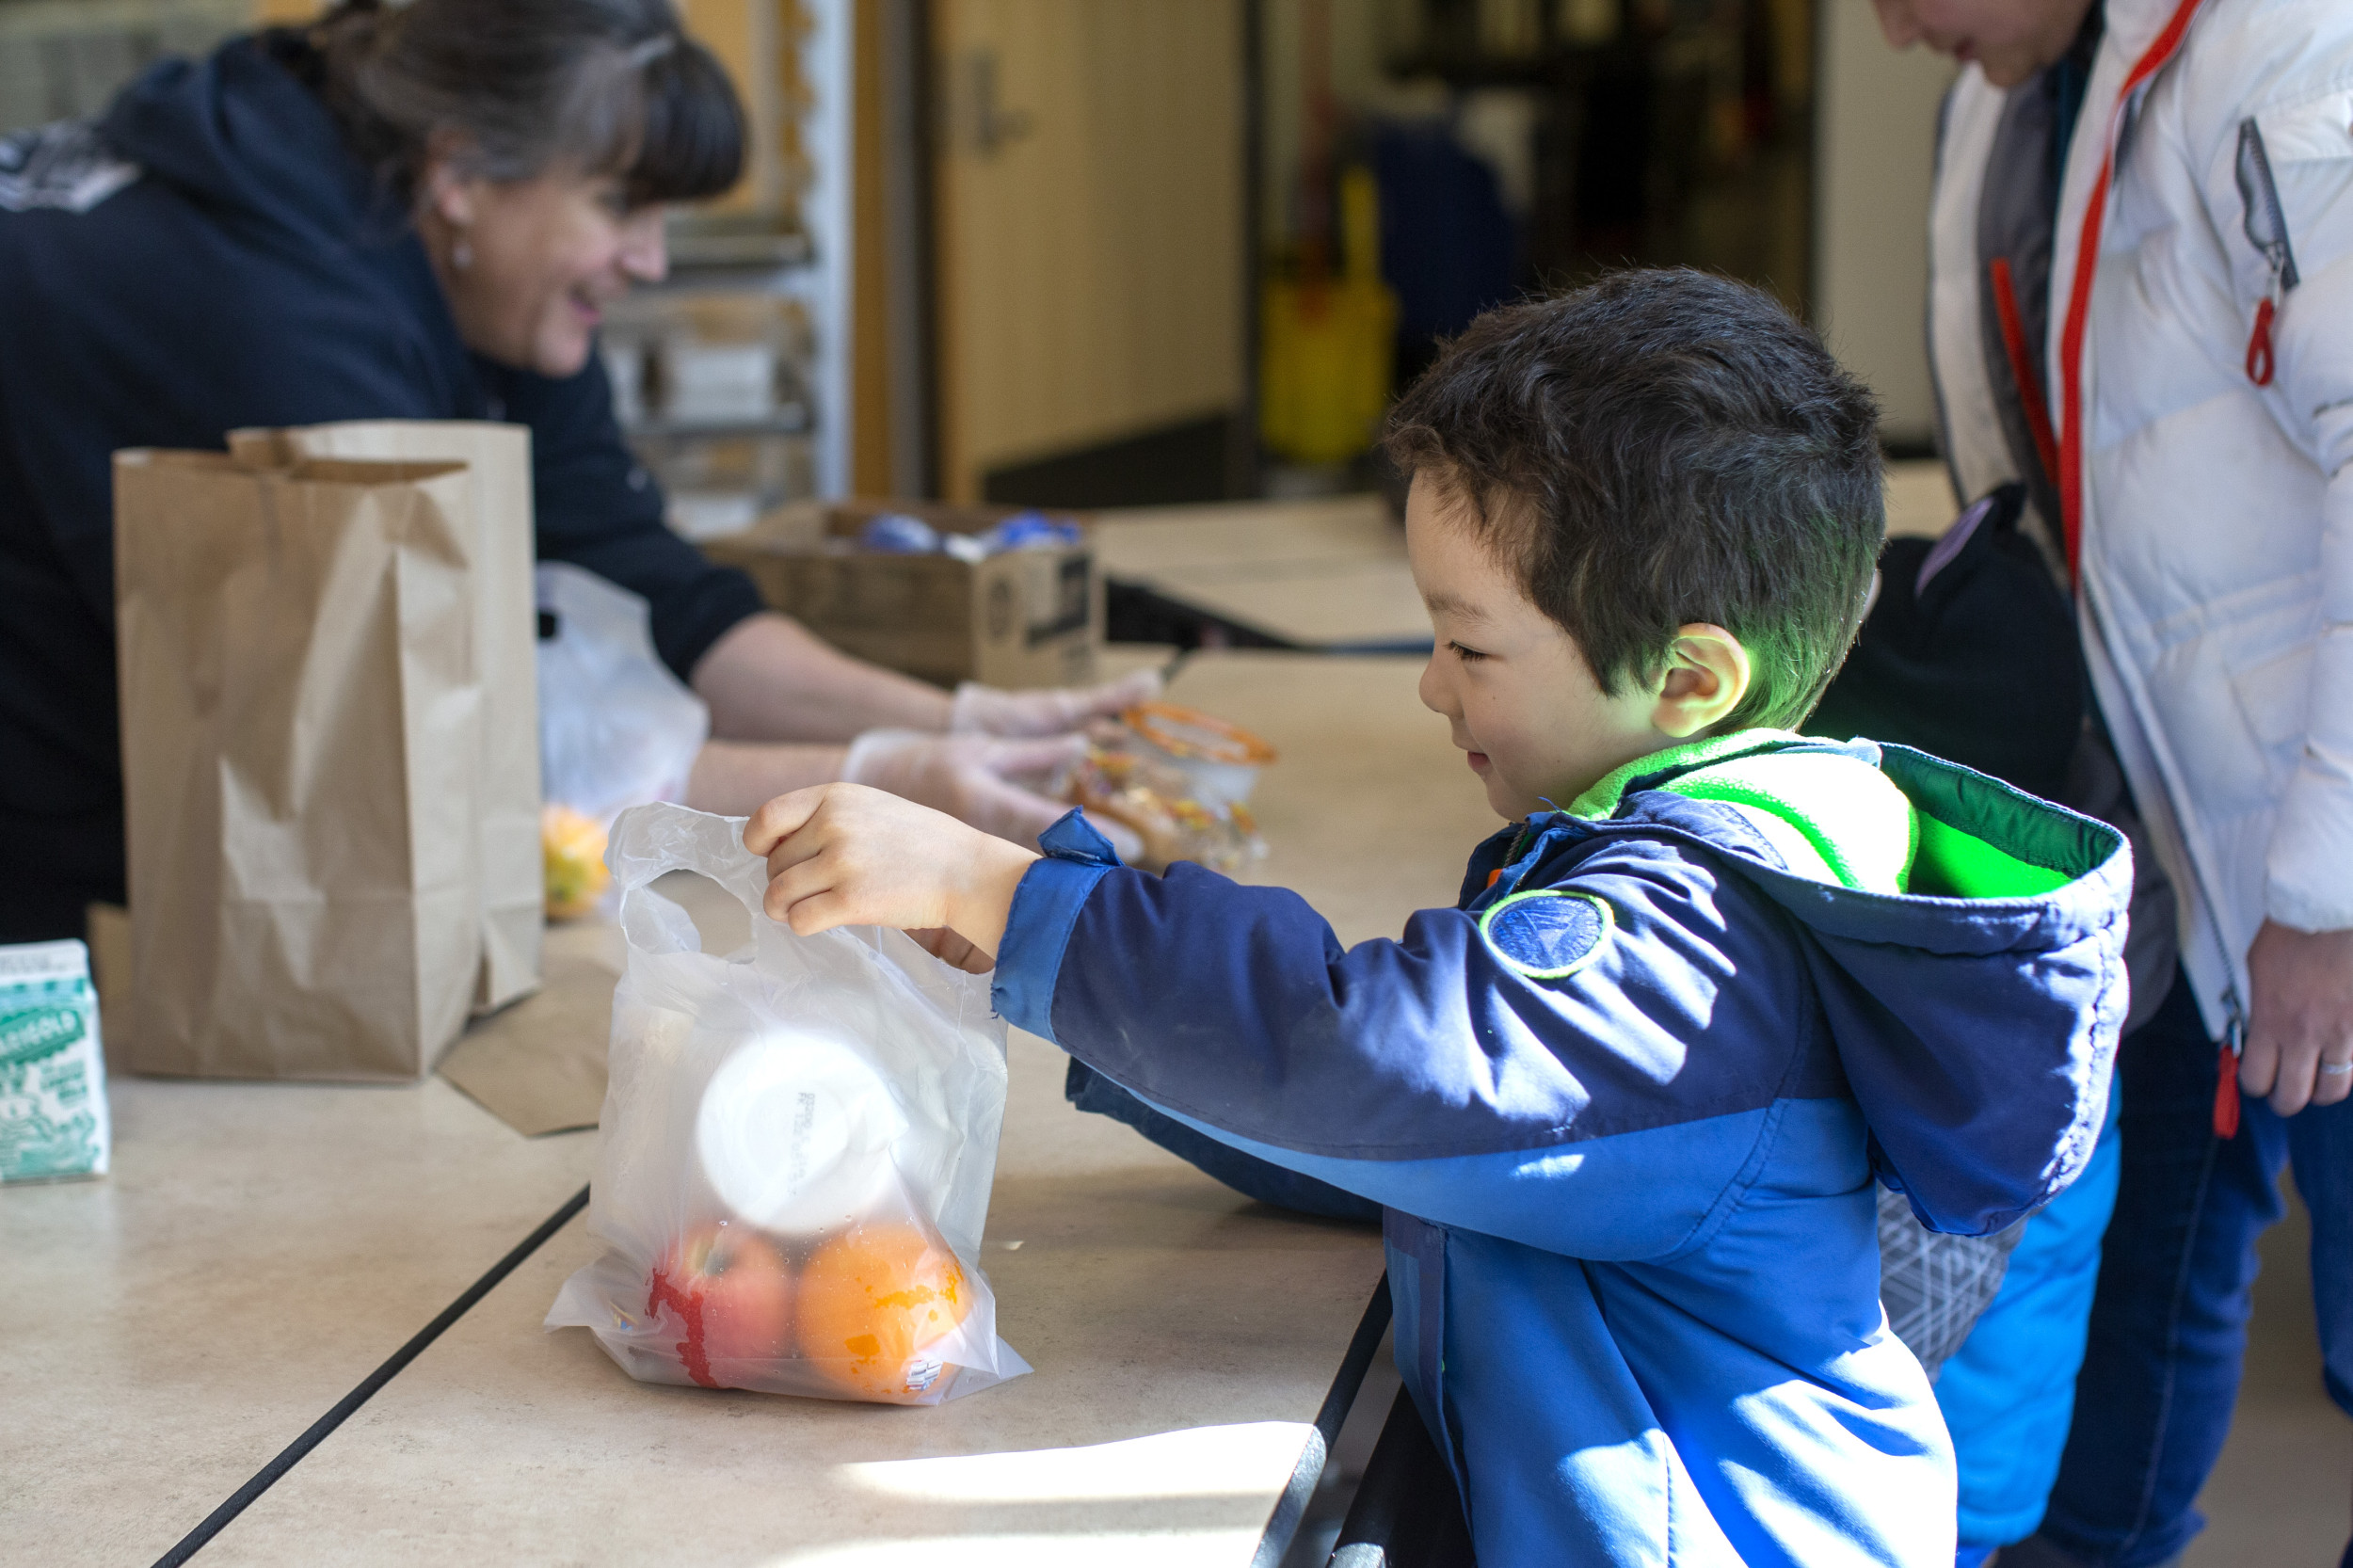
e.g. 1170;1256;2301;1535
947;668;1164;738
840;728;1144;860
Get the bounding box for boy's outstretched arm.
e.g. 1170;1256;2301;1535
744;783;1035;972
748;784;1837;1267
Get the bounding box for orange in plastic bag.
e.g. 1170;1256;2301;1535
796;1222;972;1400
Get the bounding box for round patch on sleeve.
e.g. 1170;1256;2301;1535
1478;889;1615;980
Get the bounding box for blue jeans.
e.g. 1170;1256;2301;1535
2034;969;2353;1567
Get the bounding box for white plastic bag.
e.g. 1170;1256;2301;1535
546;802;1028;1404
536;563;710;824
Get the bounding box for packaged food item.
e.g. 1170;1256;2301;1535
545;803;1027;1404
1062;701;1276;873
0;939;110;1184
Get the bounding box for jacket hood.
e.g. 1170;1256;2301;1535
1473;732;2132;1236
99;32;392;245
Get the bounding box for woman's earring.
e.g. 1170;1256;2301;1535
451;232;472;271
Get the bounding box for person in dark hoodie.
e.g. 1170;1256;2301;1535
0;0;1144;946
733;271;2137;1566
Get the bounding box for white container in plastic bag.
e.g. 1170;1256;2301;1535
546;802;1028;1404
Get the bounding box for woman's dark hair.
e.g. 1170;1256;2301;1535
1384;268;1885;733
305;0;744;207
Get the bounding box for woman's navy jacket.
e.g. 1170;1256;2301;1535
993;738;2132;1567
0;33;761;939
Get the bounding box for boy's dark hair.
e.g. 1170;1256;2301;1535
1384;269;1883;732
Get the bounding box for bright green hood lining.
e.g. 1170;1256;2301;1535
1564;729;2081;900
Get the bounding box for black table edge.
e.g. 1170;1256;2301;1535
1252;1272;1395;1568
151;1184;591;1567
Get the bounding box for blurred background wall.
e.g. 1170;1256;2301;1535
0;0;1955;511
1812;0;1953;453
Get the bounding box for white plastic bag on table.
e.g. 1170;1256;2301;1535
536;563;710;824
546;802;1028;1404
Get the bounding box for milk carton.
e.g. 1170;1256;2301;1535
0;939;110;1182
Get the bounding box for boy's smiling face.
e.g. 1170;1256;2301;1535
1405;471;1753;822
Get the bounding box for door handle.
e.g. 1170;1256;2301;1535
956;46;1033;157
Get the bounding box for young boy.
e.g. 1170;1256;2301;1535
744;270;2132;1566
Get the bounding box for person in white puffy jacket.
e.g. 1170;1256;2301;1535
1873;3;2353;1562
1878;2;2353;1565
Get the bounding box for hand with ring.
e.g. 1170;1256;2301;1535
2241;920;2353;1116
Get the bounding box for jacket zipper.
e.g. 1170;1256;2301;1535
2234;117;2299;387
2214;988;2247;1139
2056;0;2212;584
1481;822;1536;894
1989;258;2063;488
2177;815;2251;1139
2183;114;2303;1126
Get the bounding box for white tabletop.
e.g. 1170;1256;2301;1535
4;649;1492;1568
1093;496;1430;649
0;1074;595;1565
1089;462;1957;648
191;1028;1383;1568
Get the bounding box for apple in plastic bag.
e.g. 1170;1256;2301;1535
797;1222;971;1400
645;1223;793;1389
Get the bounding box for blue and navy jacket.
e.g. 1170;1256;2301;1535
0;32;762;941
993;732;2132;1567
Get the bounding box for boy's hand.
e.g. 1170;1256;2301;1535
744;784;1038;971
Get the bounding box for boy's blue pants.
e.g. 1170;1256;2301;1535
1938;1073;2124;1550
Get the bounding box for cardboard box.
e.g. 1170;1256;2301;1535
704;499;1101;689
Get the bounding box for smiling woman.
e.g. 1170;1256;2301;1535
302;0;744;376
0;0;1156;944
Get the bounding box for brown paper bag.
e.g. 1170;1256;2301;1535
115;443;524;1080
229;422;543;1016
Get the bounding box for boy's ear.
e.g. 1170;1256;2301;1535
1650;624;1752;738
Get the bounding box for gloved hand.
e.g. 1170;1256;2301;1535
840;728;1143;860
946;667;1164;738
